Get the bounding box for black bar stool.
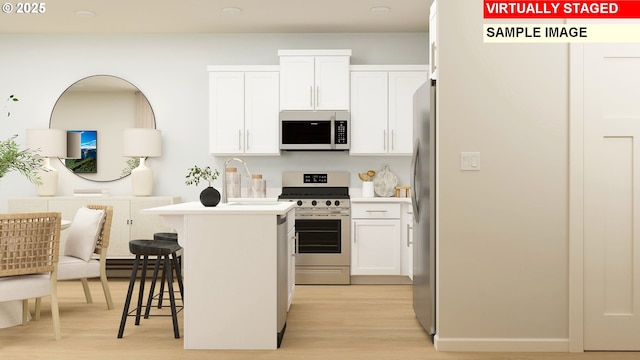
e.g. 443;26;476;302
149;232;180;309
117;239;184;339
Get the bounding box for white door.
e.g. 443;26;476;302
279;56;315;110
244;71;280;155
314;56;350;110
351;220;401;275
583;43;640;350
349;71;388;155
388;71;428;154
209;72;245;154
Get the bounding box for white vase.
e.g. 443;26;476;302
362;181;374;198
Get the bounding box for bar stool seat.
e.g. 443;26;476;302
117;239;184;339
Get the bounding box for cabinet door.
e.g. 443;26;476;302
129;198;177;246
388;71;428;155
314;56;350;110
48;198;131;257
47;199;91;252
279;56;315;110
7;198;47;213
401;207;414;280
89;199;131;258
429;1;438;80
209;72;245;154
351;219;401;275
349;71;389;155
244;72;280;155
287;226;296;311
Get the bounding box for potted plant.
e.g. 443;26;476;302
0;95;45;184
185;165;221;207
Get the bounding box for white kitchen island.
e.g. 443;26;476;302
141;200;296;350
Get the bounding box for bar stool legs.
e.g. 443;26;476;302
145;255;183;312
150;232;181;310
118;239;183;339
118;254;140;338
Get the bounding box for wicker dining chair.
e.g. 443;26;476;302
57;205;114;310
0;212;62;340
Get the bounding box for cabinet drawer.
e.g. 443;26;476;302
352;203;401;219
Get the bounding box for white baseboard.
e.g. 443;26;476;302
434;335;571;352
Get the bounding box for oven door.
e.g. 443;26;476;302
294;213;350;266
293;212;351;284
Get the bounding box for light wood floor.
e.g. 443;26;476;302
0;279;637;360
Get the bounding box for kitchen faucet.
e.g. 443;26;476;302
222;158;252;203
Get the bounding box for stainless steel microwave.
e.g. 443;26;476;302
279;111;350;151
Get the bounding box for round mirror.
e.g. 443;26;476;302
50;75;155;182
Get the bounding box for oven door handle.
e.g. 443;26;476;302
295;231;299;255
294;213;350;219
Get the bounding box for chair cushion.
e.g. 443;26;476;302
57;255;100;280
0;274;51;302
64;207;105;262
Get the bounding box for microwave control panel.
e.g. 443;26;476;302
335;121;348;145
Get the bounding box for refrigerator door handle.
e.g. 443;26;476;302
410;138;420;221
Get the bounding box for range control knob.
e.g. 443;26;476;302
297;200;303;206
311;200;318;206
325;200;332;206
335;200;341;206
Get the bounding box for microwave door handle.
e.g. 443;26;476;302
330;115;336;150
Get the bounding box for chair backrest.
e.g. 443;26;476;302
86;205;113;256
0;212;61;277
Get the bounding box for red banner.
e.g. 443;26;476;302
484;1;640;18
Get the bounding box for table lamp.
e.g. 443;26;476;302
26;128;68;196
122;128;162;196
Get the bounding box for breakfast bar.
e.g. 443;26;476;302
141;201;295;350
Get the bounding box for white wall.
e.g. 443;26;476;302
436;1;570;351
0;33;427;211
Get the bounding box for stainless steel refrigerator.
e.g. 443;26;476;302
411;79;436;339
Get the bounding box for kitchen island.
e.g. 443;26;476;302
141;200;296;350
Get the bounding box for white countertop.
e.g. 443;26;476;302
141;200;295;216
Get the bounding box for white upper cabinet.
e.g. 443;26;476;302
429;1;438;80
209;66;280;156
350;71;388;154
350;66;428;156
279;50;351;111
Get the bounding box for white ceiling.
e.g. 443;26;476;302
0;0;431;34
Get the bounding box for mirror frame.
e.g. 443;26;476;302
49;75;156;182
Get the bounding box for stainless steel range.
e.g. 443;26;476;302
278;171;350;285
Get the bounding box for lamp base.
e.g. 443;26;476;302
131;158;153;196
36;159;58;197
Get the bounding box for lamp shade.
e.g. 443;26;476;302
26;129;68;158
122;128;162;158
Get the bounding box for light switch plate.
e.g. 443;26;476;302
460;152;480;171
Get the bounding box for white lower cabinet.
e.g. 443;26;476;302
7;196;180;258
351;203;402;275
287;223;296;311
401;204;414;280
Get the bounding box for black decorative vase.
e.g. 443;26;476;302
200;186;221;207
